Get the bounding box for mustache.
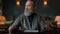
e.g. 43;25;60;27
25;9;32;11
24;9;32;12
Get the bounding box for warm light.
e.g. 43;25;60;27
55;16;60;24
0;22;5;25
44;1;47;6
0;16;6;25
0;16;6;22
16;1;20;6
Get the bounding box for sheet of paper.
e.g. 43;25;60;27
24;30;39;32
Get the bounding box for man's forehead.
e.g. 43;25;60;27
25;1;33;5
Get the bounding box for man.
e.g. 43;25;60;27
8;0;52;33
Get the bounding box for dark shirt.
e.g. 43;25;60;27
28;13;35;28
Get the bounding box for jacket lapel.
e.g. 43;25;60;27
32;15;38;29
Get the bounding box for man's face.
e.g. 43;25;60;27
24;1;34;16
25;1;33;11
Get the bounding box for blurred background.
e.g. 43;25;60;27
0;0;60;34
2;0;60;20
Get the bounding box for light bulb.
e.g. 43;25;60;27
16;1;20;6
44;1;47;6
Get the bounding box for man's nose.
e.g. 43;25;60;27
25;7;28;10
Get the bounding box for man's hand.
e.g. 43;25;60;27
8;26;16;32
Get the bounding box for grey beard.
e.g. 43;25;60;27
24;10;32;16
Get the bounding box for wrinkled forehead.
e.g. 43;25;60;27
25;1;33;5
